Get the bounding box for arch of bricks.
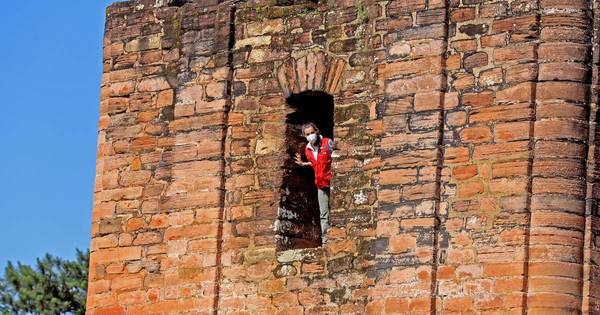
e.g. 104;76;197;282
276;50;346;97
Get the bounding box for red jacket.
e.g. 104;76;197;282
305;136;333;189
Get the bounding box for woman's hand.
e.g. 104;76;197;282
294;153;309;166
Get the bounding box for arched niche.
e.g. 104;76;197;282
273;50;346;250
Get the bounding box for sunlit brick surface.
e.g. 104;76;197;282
88;0;600;313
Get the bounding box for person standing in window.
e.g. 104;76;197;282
294;122;333;245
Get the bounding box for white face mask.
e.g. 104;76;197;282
306;134;318;143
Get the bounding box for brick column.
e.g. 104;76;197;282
438;0;538;313
371;0;449;313
526;0;592;313
87;1;233;314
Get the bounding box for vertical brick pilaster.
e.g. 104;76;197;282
440;0;538;313
88;1;233;314
527;0;592;313
372;0;449;313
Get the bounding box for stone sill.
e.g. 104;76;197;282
277;246;325;263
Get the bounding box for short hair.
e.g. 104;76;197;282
300;122;320;136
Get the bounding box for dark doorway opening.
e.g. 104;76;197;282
276;91;335;251
168;0;189;6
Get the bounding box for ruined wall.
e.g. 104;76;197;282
87;0;600;314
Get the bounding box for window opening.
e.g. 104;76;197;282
168;0;189;7
276;91;334;251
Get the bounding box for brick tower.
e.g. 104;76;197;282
87;0;600;313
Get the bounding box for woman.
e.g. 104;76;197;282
294;122;333;245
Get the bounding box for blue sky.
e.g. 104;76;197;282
0;0;118;268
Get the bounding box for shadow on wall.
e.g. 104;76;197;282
276;90;334;251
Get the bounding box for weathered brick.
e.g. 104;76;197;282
137;76;171;92
89;3;598;315
450;39;477;52
462;92;493;108
445;146;470;164
379;168;417;185
492;161;529;178
378;56;443;79
450;8;476;22
481;33;507;47
535;120;587;140
457;180;485;198
537;82;588;103
494;44;536;62
494;121;530;142
539;62;588;82
463;51;488;70
452;165;478;180
473;141;529;160
460;126;492;143
389;235;417;253
386;74;444;98
492;15;537;32
489;178;528;195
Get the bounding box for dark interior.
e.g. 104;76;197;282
276;90;335;251
168;0;189;7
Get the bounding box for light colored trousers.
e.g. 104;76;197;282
317;188;330;243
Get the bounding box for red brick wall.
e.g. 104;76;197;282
87;0;600;314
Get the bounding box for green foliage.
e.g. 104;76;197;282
356;3;368;23
0;249;89;315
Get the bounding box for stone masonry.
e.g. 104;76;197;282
87;0;600;313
